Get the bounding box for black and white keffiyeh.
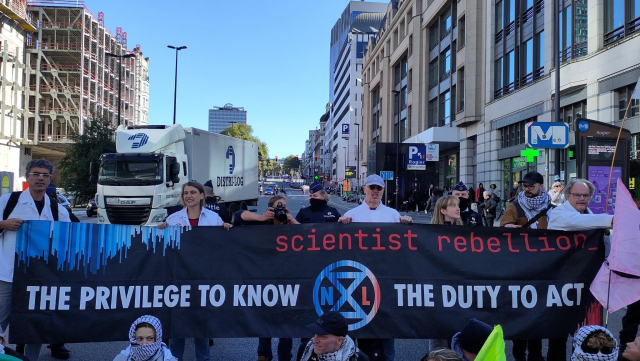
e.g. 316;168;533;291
571;325;618;361
517;190;551;228
128;315;166;361
300;335;357;361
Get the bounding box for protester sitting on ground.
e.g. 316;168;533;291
420;348;463;361
570;325;618;361
299;311;369;361
157;181;229;360
113;315;177;361
548;179;613;230
432;195;462;226
622;337;640;361
451;318;494;361
0;331;28;361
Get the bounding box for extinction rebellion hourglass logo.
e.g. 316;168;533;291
313;260;380;331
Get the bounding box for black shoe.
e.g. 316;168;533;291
15;344;24;354
209;338;214;346
48;344;71;360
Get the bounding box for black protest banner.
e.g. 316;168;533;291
10;220;604;344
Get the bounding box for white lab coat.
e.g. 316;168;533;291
0;190;71;282
547;201;613;231
165;207;223;227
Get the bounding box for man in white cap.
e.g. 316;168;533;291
338;174;411;361
338;174;412;224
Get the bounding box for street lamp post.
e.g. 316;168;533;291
391;90;401;210
105;52;135;127
354;122;360;191
167;45;187;125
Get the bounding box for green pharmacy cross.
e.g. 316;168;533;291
521;148;540;162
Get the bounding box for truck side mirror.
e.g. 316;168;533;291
170;161;180;183
171;162;180;176
89;162;99;184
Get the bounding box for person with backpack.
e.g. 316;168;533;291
500;171;552;230
499;171;550;361
0;159;72;361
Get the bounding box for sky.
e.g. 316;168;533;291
86;0;388;159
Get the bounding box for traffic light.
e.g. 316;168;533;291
315;154;318;159
314;175;319;180
275;156;278;161
295;155;299;161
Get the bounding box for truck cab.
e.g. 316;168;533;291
93;124;188;225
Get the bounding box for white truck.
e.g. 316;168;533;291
91;124;259;225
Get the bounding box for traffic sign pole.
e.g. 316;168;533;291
385;180;388;205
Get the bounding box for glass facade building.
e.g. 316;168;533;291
208;104;247;133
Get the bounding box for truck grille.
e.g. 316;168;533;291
106;206;151;225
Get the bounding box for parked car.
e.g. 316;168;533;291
86;199;98;217
264;187;274;195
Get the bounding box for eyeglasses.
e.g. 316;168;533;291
582;344;614;355
28;173;51;179
569;193;591;200
368;185;383;191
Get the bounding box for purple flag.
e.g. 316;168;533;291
609;178;640;276
590;178;640;313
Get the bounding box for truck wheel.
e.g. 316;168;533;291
229;203;238;223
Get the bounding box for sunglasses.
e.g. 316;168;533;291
582;344;614;355
368;185;383;191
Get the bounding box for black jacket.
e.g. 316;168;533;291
478;197;498;218
295;205;341;223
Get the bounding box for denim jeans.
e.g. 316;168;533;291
170;338;210;361
257;337;292;361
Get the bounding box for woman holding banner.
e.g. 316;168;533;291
157;181;231;361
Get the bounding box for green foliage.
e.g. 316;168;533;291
283;155;301;170
58;117;116;204
220;123;269;174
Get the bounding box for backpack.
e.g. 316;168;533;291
3;191;59;221
512;200;555;228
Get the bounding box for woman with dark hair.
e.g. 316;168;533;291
113;315;177;361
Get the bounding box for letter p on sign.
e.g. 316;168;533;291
409;146;418;157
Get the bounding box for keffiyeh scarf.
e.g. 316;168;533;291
571;325;618;361
517;190;551;228
128;315;166;361
300;335;357;361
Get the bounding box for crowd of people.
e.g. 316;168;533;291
0;159;638;361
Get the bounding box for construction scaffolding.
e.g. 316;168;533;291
25;0;135;148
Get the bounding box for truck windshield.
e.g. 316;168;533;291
99;159;163;186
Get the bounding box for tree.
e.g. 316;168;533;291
283;155;301;170
58;117;116;204
59;118;116;203
221;124;268;175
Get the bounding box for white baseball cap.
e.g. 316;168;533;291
364;174;385;188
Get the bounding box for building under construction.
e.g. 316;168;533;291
1;0;144;189
26;0;135;145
